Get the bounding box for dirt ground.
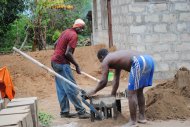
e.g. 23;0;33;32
1;45;190;127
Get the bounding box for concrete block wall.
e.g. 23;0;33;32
92;0;190;79
92;0;109;46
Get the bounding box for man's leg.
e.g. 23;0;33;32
127;90;138;125
137;88;147;123
55;76;70;115
62;65;89;118
52;62;73;117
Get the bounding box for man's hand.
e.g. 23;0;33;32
86;89;96;97
76;65;81;74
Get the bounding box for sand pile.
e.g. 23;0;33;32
74;44;105;80
0;45;107;99
145;67;190;120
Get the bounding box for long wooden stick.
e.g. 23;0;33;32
13;47;82;91
13;47;104;119
71;67;100;82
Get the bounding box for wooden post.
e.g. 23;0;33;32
107;0;113;48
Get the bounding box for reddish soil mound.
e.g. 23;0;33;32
0;45;106;99
145;67;190;120
74;44;105;80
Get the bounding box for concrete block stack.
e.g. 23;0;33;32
0;97;38;127
0;106;33;127
90;95;120;122
0;99;4;110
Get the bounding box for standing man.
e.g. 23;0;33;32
87;49;154;126
51;19;89;119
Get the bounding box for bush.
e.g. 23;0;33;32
38;111;54;127
52;30;61;42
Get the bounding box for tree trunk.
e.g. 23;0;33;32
32;15;46;51
19;26;29;50
32;25;38;51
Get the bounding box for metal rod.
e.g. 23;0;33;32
81;97;103;120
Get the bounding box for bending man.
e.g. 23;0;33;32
87;49;154;126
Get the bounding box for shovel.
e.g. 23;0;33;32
71;67;100;82
71;67;114;87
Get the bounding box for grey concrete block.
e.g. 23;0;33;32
162;14;178;23
160;34;177;42
0;113;32;127
155;62;169;72
0;99;4;110
176;43;190;52
148;3;168;13
12;97;38;120
7;100;38;127
145;34;160;43
0;106;33;127
177;23;187;32
136;16;142;23
154;24;167;33
180;34;190;42
11;97;38;126
12;97;37;102
130;25;146;34
180;13;190;21
145;15;159;23
0;106;30;115
164;53;179;61
180;53;190;61
152;44;170;53
129;4;146;13
152;54;162;61
90;95;118;121
154;71;176;80
175;3;190;11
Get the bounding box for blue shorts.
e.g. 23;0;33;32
128;55;154;91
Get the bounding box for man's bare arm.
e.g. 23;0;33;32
111;69;121;96
94;63;109;93
65;45;81;74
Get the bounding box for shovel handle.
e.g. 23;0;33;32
71;67;100;82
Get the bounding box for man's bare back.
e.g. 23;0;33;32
102;50;143;71
87;49;154;126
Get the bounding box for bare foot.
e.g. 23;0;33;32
121;121;138;127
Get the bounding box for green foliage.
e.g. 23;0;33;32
0;0;25;52
78;34;87;46
38;111;54;127
0;15;30;52
52;30;61;42
0;0;92;52
0;0;25;37
46;0;92;44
